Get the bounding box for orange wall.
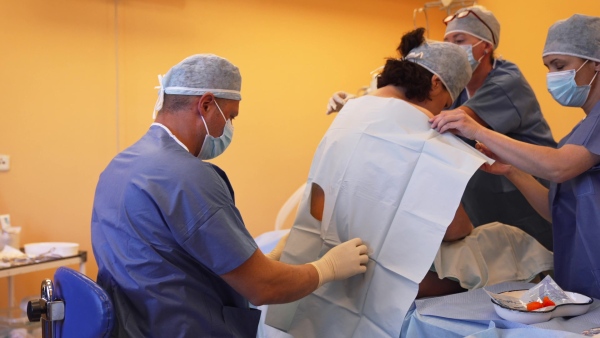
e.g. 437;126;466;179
0;0;433;308
0;0;117;308
0;0;598;308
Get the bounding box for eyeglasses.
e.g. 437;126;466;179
444;10;496;46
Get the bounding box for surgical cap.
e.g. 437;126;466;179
153;54;242;117
542;14;600;63
445;6;500;49
405;41;472;102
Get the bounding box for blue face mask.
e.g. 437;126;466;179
459;40;484;71
547;60;598;107
198;100;234;160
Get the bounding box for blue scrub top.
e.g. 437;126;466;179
549;101;600;299
92;125;260;337
452;59;557;251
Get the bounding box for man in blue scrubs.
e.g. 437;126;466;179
91;54;369;337
442;6;557;251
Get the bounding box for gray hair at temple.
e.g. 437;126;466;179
543;14;600;62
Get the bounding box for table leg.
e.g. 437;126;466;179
8;276;14;308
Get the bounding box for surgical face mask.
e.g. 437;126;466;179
547;60;598;107
198;101;234;160
459;40;484;71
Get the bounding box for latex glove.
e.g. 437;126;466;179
326;91;355;115
309;238;368;288
265;232;289;261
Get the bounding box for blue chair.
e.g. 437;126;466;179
27;266;115;338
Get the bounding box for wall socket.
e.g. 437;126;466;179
0;154;10;171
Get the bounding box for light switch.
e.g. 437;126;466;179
0;155;10;171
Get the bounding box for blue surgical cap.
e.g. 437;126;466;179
406;41;472;102
153;54;242;117
543;14;600;63
445;6;500;50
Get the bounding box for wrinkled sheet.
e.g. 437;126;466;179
434;222;554;289
265;96;491;337
401;281;600;338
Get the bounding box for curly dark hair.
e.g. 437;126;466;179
376;27;433;102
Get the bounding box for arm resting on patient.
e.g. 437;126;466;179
418;204;472;297
443;203;473;242
221;249;319;306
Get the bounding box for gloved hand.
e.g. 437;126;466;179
309;238;368;288
265;232;290;261
326;91;355;115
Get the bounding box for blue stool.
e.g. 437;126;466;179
27;266;114;338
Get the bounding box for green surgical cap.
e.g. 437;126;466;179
543;14;600;63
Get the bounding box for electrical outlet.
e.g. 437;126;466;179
0;154;10;171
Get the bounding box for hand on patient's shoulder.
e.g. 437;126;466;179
309;238;368;288
326;91;356;115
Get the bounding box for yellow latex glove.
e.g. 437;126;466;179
309;238;368;288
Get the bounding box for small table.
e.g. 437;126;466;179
0;251;87;308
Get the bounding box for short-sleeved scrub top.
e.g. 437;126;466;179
92;125;260;337
451;59;558;251
549;101;600;299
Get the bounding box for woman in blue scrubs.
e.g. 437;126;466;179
431;14;600;299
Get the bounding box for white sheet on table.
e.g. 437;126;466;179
414;282;600;336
